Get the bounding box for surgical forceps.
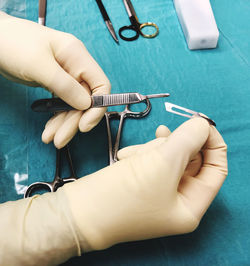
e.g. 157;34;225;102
105;99;151;164
24;145;78;198
165;102;216;126
119;0;159;41
29;92;169;165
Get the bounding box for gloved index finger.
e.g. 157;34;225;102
178;125;228;221
47;62;92;110
158;117;210;187
197;125;228;188
51;34;111;130
52;35;111;95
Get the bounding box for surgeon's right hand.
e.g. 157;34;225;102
0;11;111;148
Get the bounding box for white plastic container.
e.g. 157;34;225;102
173;0;219;50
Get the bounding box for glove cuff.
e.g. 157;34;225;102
0;188;85;265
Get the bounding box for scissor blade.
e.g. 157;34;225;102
96;0;119;44
165;102;216;126
123;0;137;18
105;21;119;43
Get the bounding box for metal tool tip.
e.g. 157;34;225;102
146;93;170;99
200;115;216;127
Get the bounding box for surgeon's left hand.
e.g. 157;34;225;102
0;118;227;265
64;117;228;251
0;11;110;148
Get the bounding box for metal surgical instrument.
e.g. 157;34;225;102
31;93;170;112
119;0;159;41
38;0;47;25
24;145;78;198
105;99;151;165
165;102;216;126
95;0;119;44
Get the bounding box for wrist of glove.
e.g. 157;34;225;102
0;189;83;266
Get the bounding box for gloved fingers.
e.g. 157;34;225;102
183;153;203;178
53;110;83;149
50;35;110;129
0;13;108;114
67;80;107;132
60;78;107;132
197;125;228;188
158;117;210;186
42;110;82;148
118;125;171;160
155;125;171;138
179;154;203;194
117;138;167;160
178;125;227;220
42;58;92;110
42;79;97;147
42;112;67;144
79;107;106;132
51;34;111;95
0;21;92;110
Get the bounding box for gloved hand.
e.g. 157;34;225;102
64;117;228;251
0;118;227;265
0;11;111;148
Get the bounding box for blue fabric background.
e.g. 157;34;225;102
0;0;250;265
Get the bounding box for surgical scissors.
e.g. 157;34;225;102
24;145;78;198
119;0;159;41
105;99;151;164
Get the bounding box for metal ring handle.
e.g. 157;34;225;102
24;182;53;198
61;177;78;184
125;99;152;118
119;25;140;41
139;22;159;38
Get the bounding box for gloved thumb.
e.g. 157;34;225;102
118;125;171;160
158;117;210;187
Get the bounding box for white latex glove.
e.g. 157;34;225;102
64;117;228;251
0;11;111;148
118;124;204;189
116;124;172;158
0;118;227;265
